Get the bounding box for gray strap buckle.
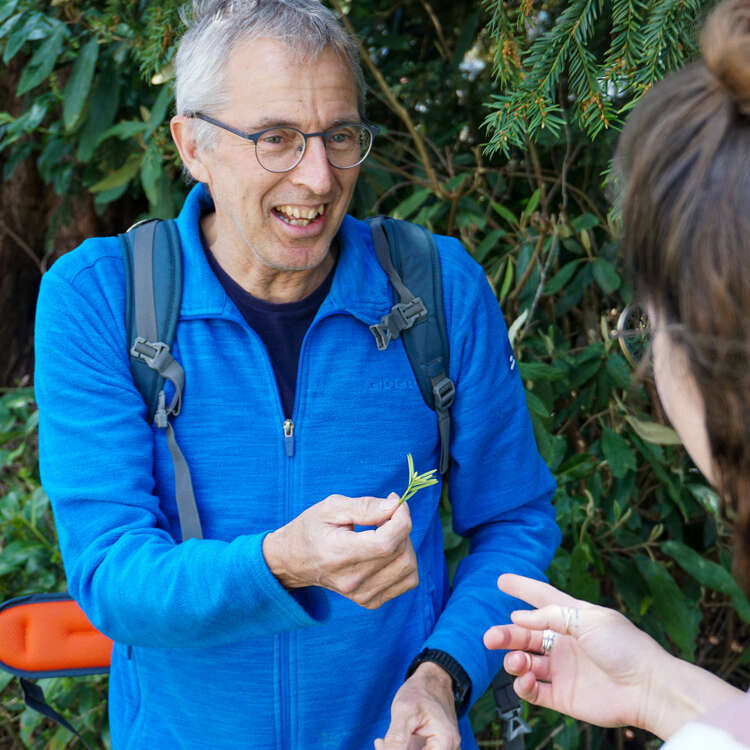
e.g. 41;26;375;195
499;706;531;745
130;337;172;372
432;375;455;410
370;298;428;351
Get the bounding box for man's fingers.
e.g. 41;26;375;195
498;573;580;610
326;493;401;527
350;545;419;608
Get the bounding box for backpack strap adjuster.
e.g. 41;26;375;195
130;337;171;371
370;298;428;351
432;375;455;410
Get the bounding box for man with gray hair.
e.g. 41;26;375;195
34;1;559;748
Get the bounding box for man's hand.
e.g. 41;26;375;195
262;493;418;609
374;662;461;750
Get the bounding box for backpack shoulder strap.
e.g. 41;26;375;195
367;216;455;474
119;219;203;541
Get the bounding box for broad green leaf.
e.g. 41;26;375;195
526;390;550;418
498;256;514;303
605;353;632;389
96;119;148;144
557;453;597;481
685;483;719;515
625;415;681;445
0;670;13;692
140;144;163;208
532;418;567;470
77;67;121;162
521;188;541;225
569;543;600;602
592;258;621;294
635;555;700;659
519;361;567;382
491;201;519;227
544;259;585;295
0;1;20;29
3;12;45;63
144;81;173;136
601;427;637;478
63;37;99;131
16;24;66;95
393;188;432;220
89;154;143;193
474;229;506;263
570;213;600;232
662;540;750;623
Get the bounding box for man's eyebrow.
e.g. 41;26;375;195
247;116;363;131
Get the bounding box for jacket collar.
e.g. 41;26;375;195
174;183;391;325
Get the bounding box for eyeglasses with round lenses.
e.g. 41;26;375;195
190;112;379;173
615;304;652;371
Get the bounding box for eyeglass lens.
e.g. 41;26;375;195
256;125;373;172
617;305;651;368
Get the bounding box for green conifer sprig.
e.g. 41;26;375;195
399;453;439;505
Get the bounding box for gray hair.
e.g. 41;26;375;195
175;0;365;149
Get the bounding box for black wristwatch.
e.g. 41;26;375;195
406;648;472;715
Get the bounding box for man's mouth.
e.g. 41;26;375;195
273;204;326;227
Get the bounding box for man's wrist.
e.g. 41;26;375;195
262;528;302;589
406;648;471;715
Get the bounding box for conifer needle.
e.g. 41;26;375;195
399;453;439;505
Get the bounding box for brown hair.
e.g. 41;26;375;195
614;0;750;590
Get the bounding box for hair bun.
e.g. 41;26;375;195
701;0;750;116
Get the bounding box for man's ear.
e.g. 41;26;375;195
170;115;211;183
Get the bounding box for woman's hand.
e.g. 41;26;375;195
483;573;672;733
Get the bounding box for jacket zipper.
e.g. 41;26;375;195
283;418;295;457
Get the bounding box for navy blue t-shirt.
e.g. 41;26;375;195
204;247;336;418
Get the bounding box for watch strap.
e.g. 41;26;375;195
406;648;472;715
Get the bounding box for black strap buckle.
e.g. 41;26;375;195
369;298;427;351
432;375;455;410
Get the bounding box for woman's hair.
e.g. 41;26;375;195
174;0;365;149
614;0;750;589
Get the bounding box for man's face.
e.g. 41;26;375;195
196;38;361;273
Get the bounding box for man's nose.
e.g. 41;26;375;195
289;135;335;194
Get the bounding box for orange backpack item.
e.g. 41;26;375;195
0;593;112;747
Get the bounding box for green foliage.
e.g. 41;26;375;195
2;0;749;748
483;0;709;154
0;389;107;749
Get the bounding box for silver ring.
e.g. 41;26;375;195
541;629;557;653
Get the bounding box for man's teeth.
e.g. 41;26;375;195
275;204;326;226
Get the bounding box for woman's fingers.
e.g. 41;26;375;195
510;603;584;636
484;623;545;652
498;573;580;610
504;650;553;682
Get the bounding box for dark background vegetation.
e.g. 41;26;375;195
1;0;748;747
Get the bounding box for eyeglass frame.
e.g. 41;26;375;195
188;112;380;173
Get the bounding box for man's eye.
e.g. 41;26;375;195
261;130;295;146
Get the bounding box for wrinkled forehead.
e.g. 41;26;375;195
221;37;360;119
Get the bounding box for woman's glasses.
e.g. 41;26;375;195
615;304;652;373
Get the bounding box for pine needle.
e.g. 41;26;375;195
399;453;439;505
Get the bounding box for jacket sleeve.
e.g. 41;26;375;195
420;238;561;711
34;249;329;649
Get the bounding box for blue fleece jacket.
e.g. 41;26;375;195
34;184;560;749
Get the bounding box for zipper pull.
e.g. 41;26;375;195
283;418;295;457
